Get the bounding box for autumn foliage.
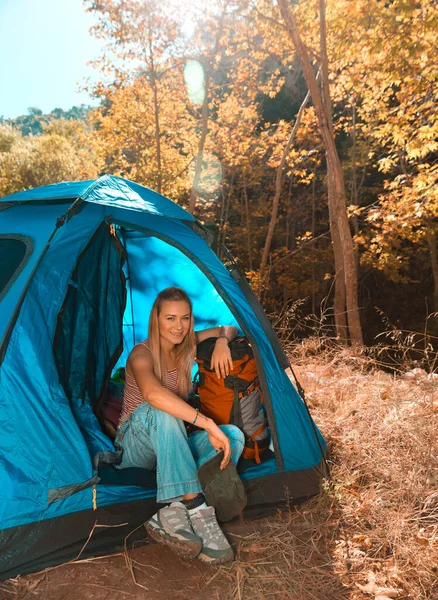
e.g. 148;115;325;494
1;0;437;344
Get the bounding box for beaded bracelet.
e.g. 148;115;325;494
217;334;230;344
193;408;199;424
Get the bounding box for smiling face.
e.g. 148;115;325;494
157;299;191;350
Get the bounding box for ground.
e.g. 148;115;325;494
1;515;352;600
1;344;437;600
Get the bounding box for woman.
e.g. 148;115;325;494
115;287;245;564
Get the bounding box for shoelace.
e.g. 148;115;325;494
195;513;221;541
168;506;193;531
180;510;195;531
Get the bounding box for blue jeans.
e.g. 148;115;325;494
115;403;245;503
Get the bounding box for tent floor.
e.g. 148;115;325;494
0;460;326;580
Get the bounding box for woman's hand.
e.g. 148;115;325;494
206;422;232;469
210;337;233;379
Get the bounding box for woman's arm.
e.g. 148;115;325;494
195;325;239;345
195;325;239;379
128;347;232;468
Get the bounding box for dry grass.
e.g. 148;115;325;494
2;342;437;599
207;341;437;599
289;340;437;599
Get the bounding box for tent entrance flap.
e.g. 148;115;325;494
53;222;126;457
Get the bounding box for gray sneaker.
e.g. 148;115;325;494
144;502;202;559
190;506;234;564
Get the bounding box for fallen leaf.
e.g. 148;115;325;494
375;590;400;599
416;536;429;546
356;571;377;593
357;578;401;598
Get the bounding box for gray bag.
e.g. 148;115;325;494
240;389;270;444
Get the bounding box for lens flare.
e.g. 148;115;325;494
184;60;205;105
194;153;222;198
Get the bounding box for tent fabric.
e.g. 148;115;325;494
0;174;195;222
82;176;195;220
116;232;240;369
0;179;95;203
0;203;70;346
0;460;326;579
107;208;326;471
54;222;127;460
0;235;33;301
0;204;106;529
0;176;327;578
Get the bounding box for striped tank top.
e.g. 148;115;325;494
119;340;179;427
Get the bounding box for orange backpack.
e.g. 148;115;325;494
195;337;270;463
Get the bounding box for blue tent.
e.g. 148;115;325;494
0;175;326;578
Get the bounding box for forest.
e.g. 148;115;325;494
1;0;436;358
1;2;437;599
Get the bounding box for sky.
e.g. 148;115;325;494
0;0;104;119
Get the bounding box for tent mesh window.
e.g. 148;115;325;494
53;223;126;417
0;234;34;302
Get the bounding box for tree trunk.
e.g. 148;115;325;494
427;234;438;313
277;0;363;344
149;43;162;194
311;172;316;315
224;183;230;239
350;103;360;274
328;150;360;342
328;170;348;340
259;77;316;281
219;178;232;249
285;178;292;250
218;181;227;248
243;174;253;270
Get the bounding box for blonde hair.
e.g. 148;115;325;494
148;287;195;400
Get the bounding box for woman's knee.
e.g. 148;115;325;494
219;424;245;447
133;403;182;430
132;402;152;421
153;407;186;434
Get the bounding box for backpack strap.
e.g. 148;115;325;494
224;373;258;394
196;337;252;370
254;440;260;464
248;422;268;441
230;377;244;429
245;425;269;464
